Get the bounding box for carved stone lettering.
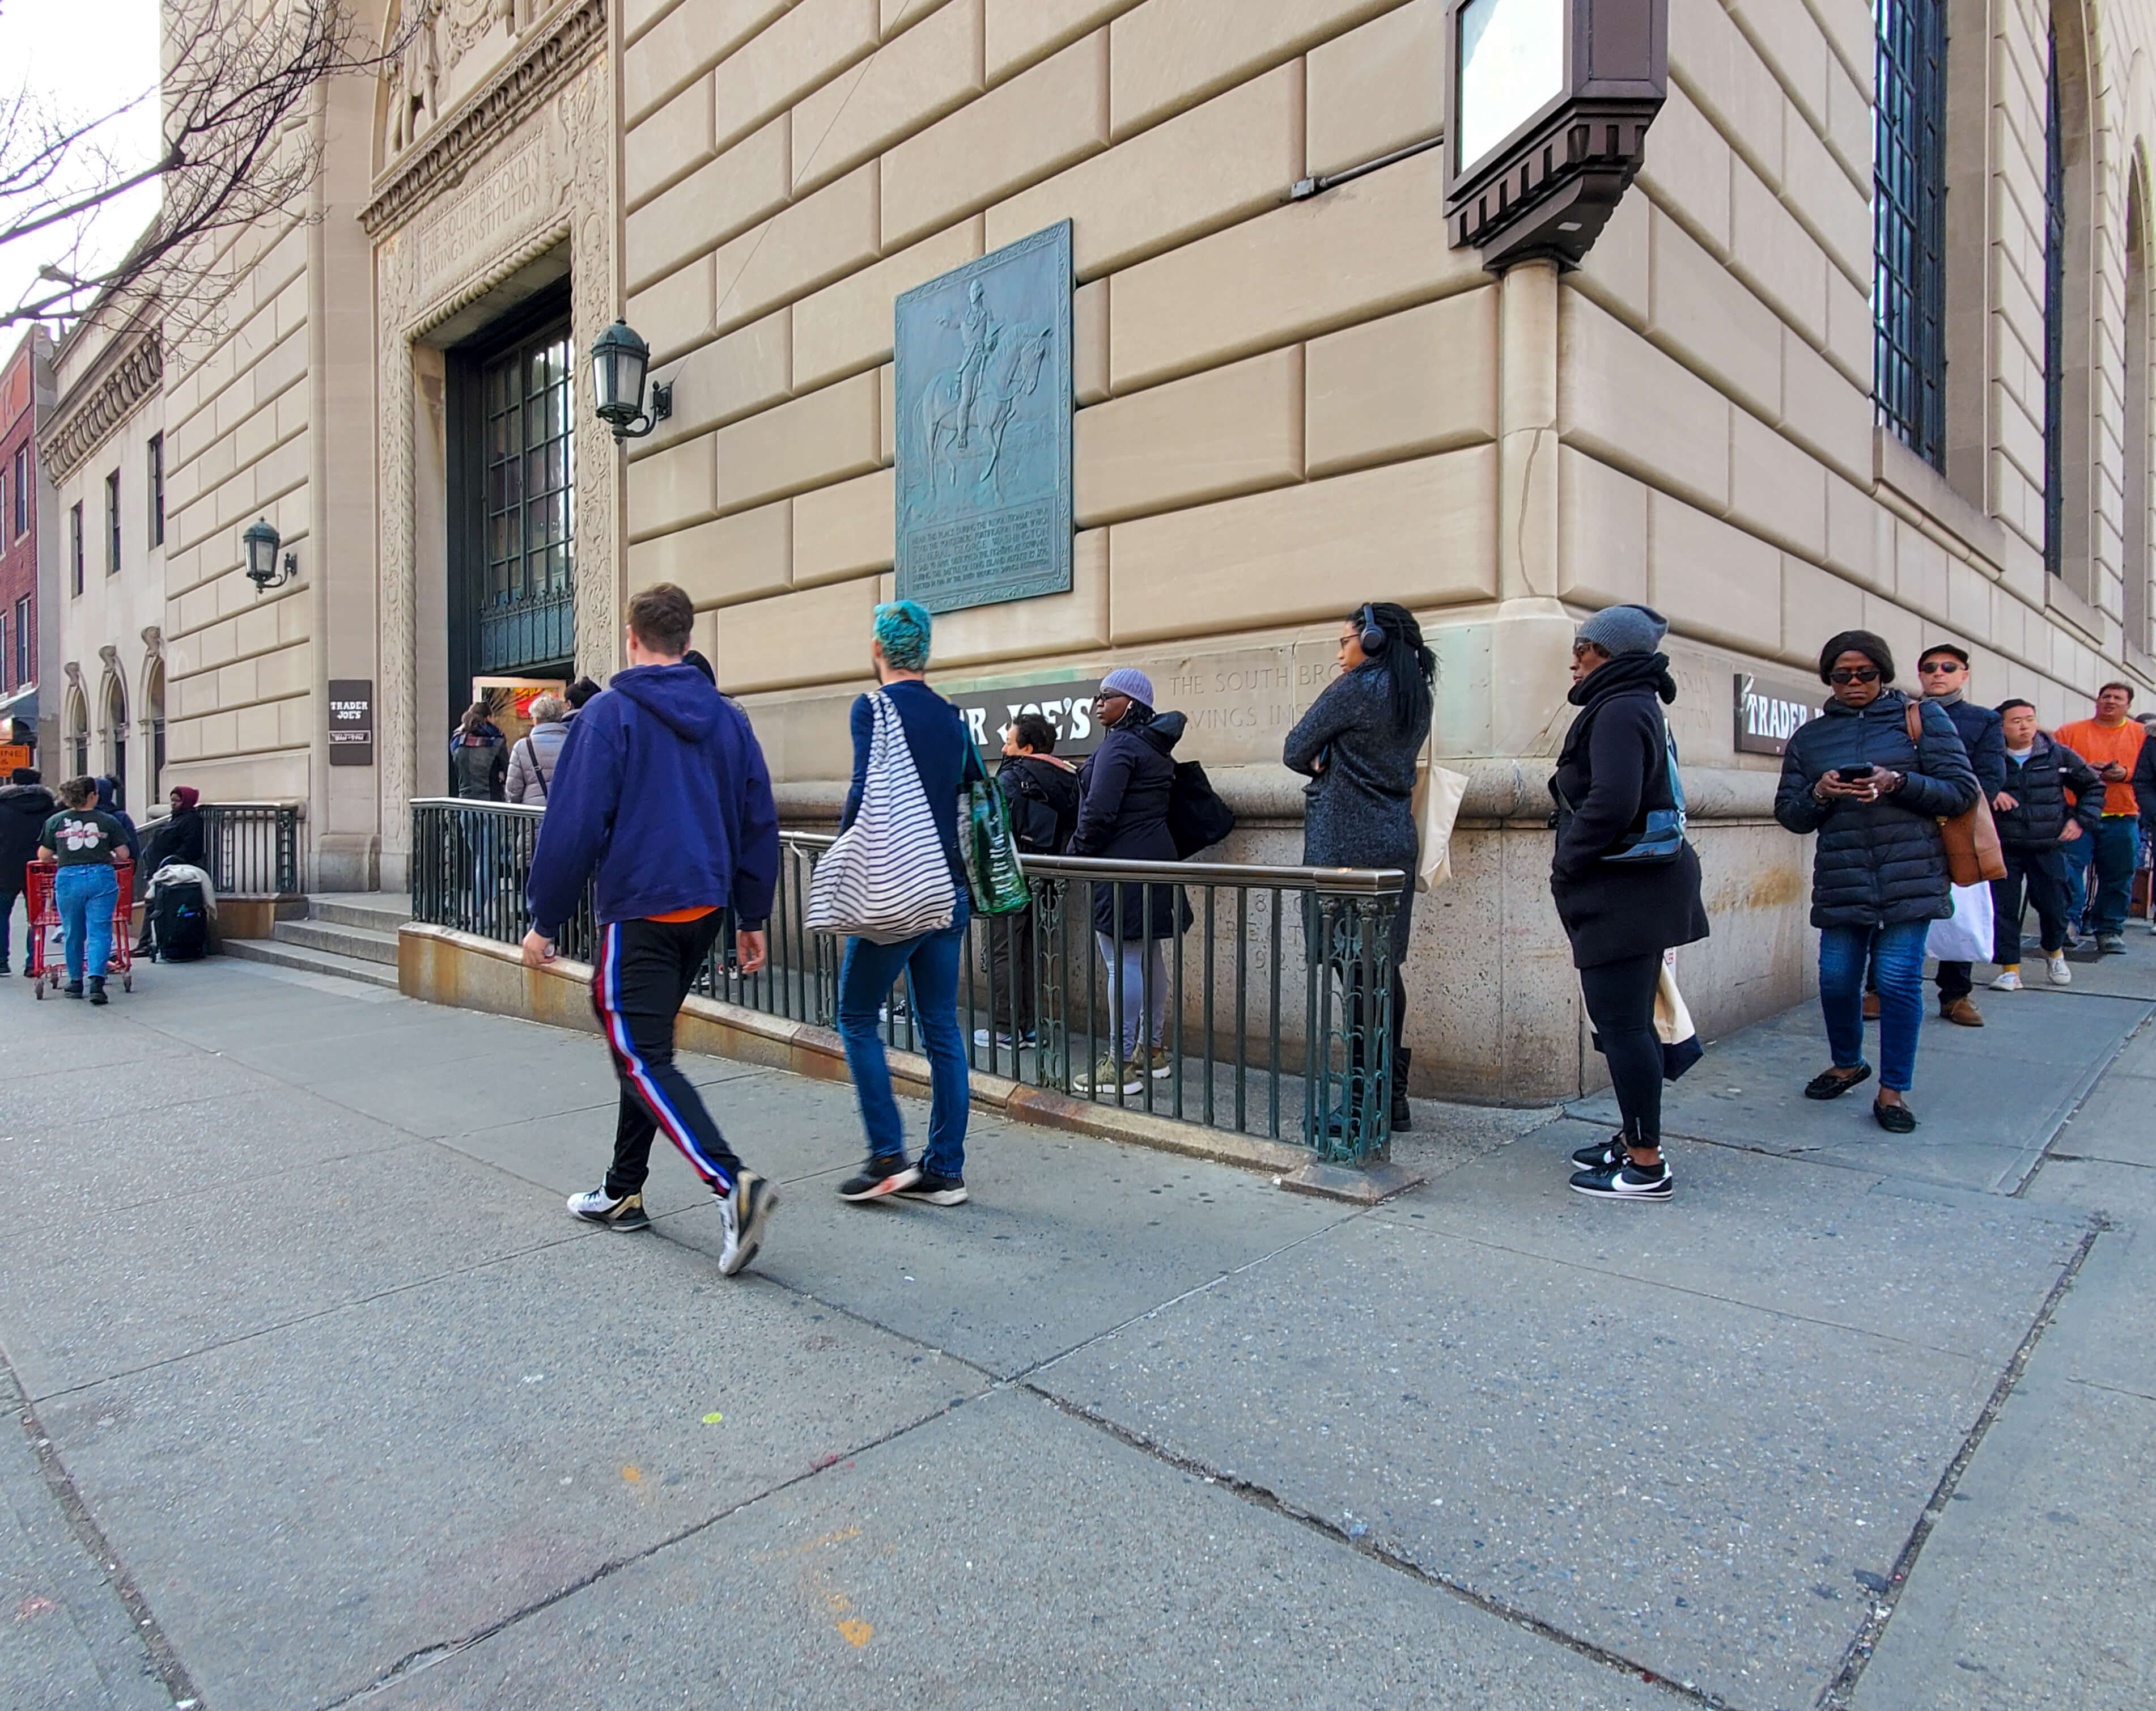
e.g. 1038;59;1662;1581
415;138;544;297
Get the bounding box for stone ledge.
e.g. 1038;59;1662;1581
397;922;1310;1178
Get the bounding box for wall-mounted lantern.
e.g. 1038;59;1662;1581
242;517;295;591
590;319;673;442
1444;0;1667;270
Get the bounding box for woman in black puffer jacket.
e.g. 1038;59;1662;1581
1549;604;1709;1202
1775;630;1979;1132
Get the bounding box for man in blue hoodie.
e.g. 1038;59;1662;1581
520;584;782;1276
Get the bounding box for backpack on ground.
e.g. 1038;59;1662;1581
150;873;211;961
1166;759;1236;857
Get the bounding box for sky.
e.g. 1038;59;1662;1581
0;0;163;328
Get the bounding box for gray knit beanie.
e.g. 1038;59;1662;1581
1576;603;1669;658
1098;666;1155;707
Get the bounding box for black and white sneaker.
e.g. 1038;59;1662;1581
1569;1159;1673;1201
1570;1134;1624;1170
896;1169;969;1206
838;1155;920;1202
567;1187;651;1231
718;1171;778;1275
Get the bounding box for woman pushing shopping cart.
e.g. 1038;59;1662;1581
28;776;135;1004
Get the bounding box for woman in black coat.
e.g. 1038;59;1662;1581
1774;630;1979;1132
1283;602;1434;1131
1068;668;1190;1095
1549;604;1709;1202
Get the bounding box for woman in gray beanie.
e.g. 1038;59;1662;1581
1550;603;1708;1201
1068;667;1191;1096
1283;602;1436;1131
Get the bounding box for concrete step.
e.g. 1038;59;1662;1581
305;893;413;933
220;936;401;990
273;918;400;966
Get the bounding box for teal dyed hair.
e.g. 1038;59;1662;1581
873;599;932;670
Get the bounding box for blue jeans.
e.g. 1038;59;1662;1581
55;863;118;988
836;886;970;1177
2068;817;2140;933
1820;919;1929;1093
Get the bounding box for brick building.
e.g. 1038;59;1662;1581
140;0;2156;1096
0;329;53;765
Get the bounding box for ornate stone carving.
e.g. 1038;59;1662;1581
367;0;605;236
372;49;615;862
41;333;161;481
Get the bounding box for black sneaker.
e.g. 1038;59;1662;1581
896;1169;969;1206
63;982;82;1000
87;978;107;1007
1569;1159;1673;1201
566;1187;651;1231
2097;933;2128;955
838;1155;920;1202
1571;1134;1624;1169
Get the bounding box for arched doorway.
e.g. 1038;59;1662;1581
102;674;126;808
145;658;165;804
65;686;88;780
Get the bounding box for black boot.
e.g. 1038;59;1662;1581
64;980;83;999
1390;1047;1413;1132
87;976;107;1006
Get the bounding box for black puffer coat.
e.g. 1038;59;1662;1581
1996;735;2102;848
1774;689;1980;928
1548;653;1710;968
1070;709;1192;939
0;782;56;892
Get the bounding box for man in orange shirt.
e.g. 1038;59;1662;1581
2055;682;2147;952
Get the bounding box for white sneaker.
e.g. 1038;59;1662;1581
716;1171;778;1276
2047;952;2072;986
1989;968;2023;990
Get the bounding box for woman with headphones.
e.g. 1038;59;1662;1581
1283;602;1436;1132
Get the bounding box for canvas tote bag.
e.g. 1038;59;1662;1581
805;691;956;944
1410;733;1470;892
1904;702;2006;884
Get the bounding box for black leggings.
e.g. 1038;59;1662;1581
1579;952;1663;1147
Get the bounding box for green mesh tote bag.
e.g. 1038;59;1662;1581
961;747;1033;917
805;691;957;944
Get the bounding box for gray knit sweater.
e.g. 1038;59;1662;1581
1282;664;1429;869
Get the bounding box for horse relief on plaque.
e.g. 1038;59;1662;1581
893;221;1073;615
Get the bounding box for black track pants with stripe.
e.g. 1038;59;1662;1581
592;913;746;1199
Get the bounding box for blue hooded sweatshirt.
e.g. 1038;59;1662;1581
524;663;780;937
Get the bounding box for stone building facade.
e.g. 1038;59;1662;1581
40;304;167;811
136;0;2156;1098
0;331;53;762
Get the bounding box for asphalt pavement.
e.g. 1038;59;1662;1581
1;926;2152;1710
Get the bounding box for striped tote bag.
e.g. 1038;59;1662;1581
805;691;956;944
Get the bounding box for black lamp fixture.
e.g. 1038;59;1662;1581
590;319;673;441
242;516;296;590
1444;0;1667;270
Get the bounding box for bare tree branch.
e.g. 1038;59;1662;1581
0;0;408;338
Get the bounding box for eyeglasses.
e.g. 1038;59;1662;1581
1828;667;1881;685
1917;660;1964;674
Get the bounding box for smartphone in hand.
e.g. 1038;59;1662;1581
1834;765;1875;782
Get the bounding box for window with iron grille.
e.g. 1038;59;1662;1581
148;433;164;547
104;469;120;574
1874;0;1948;468
477;319;576;674
2043;24;2066;577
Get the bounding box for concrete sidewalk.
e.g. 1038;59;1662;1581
0;942;2151;1709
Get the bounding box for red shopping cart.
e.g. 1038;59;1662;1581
24;856;134;999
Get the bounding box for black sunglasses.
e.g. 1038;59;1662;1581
1917;660;1964;673
1828;667;1881;685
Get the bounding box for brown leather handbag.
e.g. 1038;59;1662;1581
1904;701;2007;884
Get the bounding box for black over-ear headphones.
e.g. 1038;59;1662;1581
1357;603;1389;654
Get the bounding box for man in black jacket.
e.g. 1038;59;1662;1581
0;767;56;975
1990;700;2100;988
1914;645;2006;1024
975;713;1081;1051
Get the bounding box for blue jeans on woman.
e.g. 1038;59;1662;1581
1820;919;1930;1092
836;884;970;1177
54;863;119;989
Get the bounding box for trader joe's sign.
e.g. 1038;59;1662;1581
1733;671;1823;756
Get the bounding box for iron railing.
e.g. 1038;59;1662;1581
407;801;1406;1167
138;801;302;894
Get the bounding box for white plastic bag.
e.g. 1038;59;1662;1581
1925;882;1995;965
